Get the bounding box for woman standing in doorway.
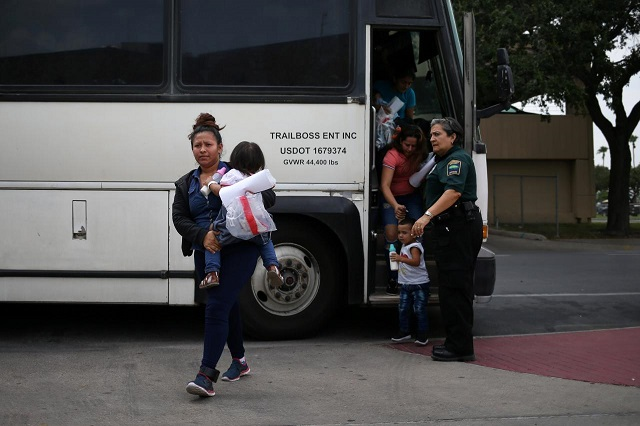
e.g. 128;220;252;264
379;124;427;294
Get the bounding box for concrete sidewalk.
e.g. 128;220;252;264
490;227;547;240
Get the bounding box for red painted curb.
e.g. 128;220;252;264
388;327;640;387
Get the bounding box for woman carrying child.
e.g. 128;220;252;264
172;113;279;397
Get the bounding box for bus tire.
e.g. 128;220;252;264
239;218;342;340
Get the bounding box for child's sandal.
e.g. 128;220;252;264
199;272;219;289
266;266;284;287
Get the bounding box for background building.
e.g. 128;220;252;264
480;110;596;225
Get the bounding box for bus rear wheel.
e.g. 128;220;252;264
239;219;341;340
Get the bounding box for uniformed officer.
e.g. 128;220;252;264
411;117;482;362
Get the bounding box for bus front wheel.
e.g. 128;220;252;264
239;219;341;340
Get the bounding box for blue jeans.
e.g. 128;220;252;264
398;282;430;333
197;236;278;274
194;242;259;370
202;205;278;274
195;210;277;274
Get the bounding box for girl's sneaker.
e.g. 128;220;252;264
221;358;251;382
186;366;219;397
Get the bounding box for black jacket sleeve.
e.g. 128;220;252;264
172;171;208;257
262;188;276;209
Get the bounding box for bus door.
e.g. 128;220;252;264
368;26;450;300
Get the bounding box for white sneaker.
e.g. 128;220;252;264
415;334;429;346
391;332;412;343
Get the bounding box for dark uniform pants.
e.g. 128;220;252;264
432;208;482;355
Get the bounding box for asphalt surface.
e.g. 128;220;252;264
1;328;638;426
1;231;639;425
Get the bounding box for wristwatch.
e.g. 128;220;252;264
425;210;433;218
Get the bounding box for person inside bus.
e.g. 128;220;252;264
172;113;277;397
199;141;283;290
411;117;482;362
373;68;417;123
379;124;428;295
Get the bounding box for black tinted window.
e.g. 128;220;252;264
0;0;164;87
179;0;352;90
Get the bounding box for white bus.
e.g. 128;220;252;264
0;0;512;339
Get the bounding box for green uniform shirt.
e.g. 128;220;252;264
424;145;477;209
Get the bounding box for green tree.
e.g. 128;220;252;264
597;146;608;167
594;165;610;195
631;164;640;203
454;0;640;236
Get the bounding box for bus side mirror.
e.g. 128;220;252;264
477;48;515;121
496;48;514;103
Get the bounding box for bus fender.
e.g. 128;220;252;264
473;245;495;303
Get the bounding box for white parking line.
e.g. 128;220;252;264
492;292;640;298
494;253;640;257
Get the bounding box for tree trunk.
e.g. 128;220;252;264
606;132;631;236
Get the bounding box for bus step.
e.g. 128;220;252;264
369;291;440;306
368;292;399;305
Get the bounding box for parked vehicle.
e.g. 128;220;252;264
596;201;608;215
596;200;640;216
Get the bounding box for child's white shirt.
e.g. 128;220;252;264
398;241;429;285
220;169;248;186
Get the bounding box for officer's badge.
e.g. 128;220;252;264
447;160;461;176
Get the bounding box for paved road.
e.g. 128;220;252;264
1;235;639;425
476;235;640;336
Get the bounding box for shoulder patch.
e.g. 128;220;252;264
447;159;461;176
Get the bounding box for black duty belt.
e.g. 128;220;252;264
434;201;477;223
